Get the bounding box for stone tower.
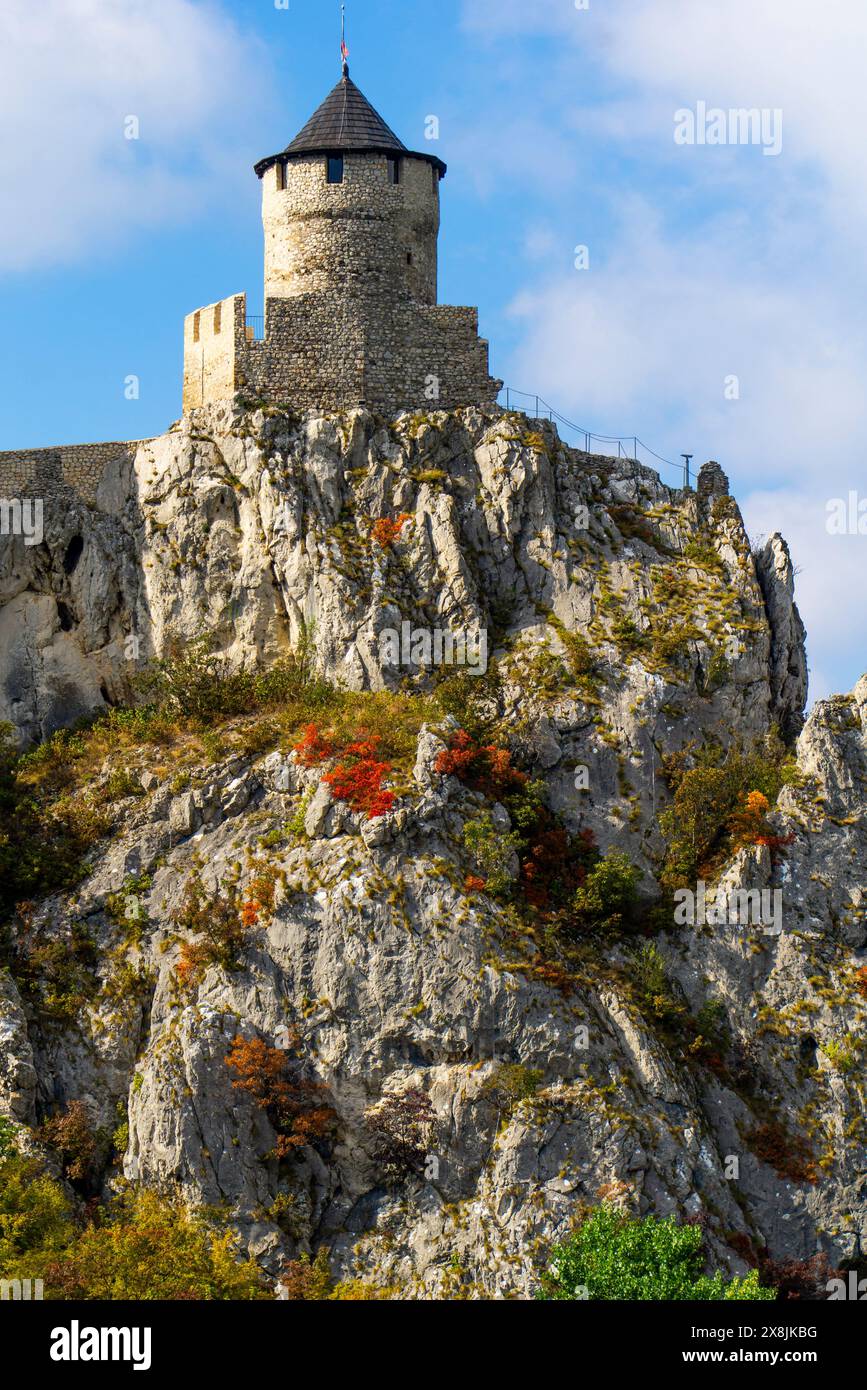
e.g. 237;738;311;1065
257;71;443;307
182;62;501;416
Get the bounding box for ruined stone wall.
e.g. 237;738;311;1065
262;151;440;305
0;441;140;506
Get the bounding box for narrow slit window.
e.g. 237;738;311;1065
213;303;222;335
276;160;286;191
327;155;344;184
193;312;201;343
406;251;413;266
387;157;401;185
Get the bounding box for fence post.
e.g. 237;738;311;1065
506;388;510;410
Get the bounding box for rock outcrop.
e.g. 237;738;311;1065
3;400;864;1299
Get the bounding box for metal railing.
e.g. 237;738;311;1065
500;386;690;487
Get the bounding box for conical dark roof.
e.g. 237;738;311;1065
286;74;407;156
254;71;446;178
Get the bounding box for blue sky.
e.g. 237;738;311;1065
1;0;865;704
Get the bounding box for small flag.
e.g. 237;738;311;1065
341;38;349;61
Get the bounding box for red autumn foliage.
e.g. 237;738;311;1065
371;514;411;549
437;730;599;918
291;726;395;819
37;1099;98;1187
323;733;395;819
292;723;334;767
521;828;581;909
527;960;577;995
241;900;261;928
225;1034;335;1159
758;1252;840;1301
855;967;867;1000
435;730;527;799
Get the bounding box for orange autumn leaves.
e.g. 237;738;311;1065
370;514;411;549
225;1034;335;1159
728;789;794;853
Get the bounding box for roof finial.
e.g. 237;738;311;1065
340;3;349;78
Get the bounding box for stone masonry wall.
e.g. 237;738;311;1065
0;441;141;507
235;294;499;416
183;295;247;412
182;288;501;416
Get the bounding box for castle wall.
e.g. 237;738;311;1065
233;295;499;416
0;441;140;506
262;152;439;305
182;294;246;410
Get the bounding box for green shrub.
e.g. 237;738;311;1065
0;725;109;924
462;813;521;895
630;941;683;1025
0;1116;20;1160
573;850;639;931
683;534;726;576
481;1064;544;1118
0;1154;76;1282
435;664;503;742
44;1186;268;1300
659;734;798;888
539;1204;775;1300
139;636;256;722
610;615;646;655
695;998;728;1042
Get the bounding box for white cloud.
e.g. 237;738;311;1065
461;0;867;698
506;207;867;487
0;0;273;272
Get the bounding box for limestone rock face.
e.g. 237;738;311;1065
755;533;809;743
2;679;864;1296
5;401;865;1300
1;402;802;752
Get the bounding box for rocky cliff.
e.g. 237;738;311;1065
1;400;864;1298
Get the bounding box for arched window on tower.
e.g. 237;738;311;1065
327;155;344;184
